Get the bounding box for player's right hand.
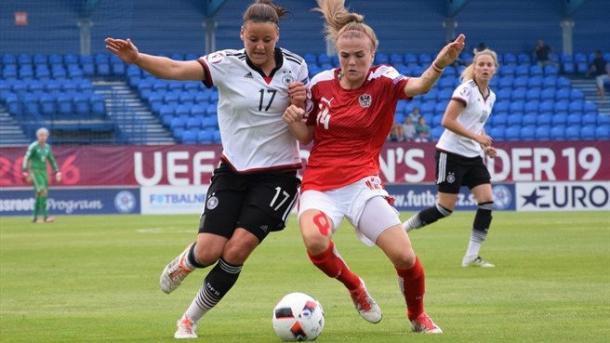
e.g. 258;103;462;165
476;133;493;147
282;105;305;124
22;172;31;182
105;38;140;64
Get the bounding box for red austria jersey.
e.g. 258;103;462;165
198;47;308;173
302;65;410;191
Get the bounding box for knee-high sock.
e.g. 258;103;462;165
33;196;41;219
403;203;452;230
396;257;426;321
308;241;361;291
184;258;242;322
465;201;493;258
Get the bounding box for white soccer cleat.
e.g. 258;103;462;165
462;255;495;268
160;245;194;294
349;279;383;323
174;315;198;339
411;312;443;334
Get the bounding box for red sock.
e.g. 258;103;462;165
396;256;426;321
308;241;361;290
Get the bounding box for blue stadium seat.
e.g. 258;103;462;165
496;88;511;100
557;77;571;88
422;88;438;101
19;66;34;79
570;89;584;101
1;54;17;65
554;100;569;112
515;65;529;77
529;65;543;76
562;62;574;74
597;115;610;126
488;126;504;141
511;88;526;101
431;126;444;140
556;88;570;101
524;101;539;114
418;53;432;64
438;77;455;89
91;95;106;116
507;113;522;125
175;104;190;117
517;53;530;64
57;94;73;116
527;76;542;88
568;101;584;114
197;129;213;143
566;114;581;125
525;89;540;101
303;53;316;64
522;114;536;126
212;130;222;143
434;102;447;115
582;113;597;126
206;104;217;116
513;76;528;88
542;75;558;88
540;88;555;101
490;114;507;127
543;64;559;76
509;101;524;113
584;101;598;114
170;117;186;130
520;126;536;140
536;113;552;126
432;114;443;126
576;62;588;74
74;95;91;116
535;125;551;140
550;126;565;140
48;54;62;65
374;52;388;65
596;125;610;139
181;130;198;144
389;53;403;65
503;53;517;65
580;126;596;140
500;65;515;77
64;54;79;65
210;90;219;102
505;127;520;141
403;53;417;64
17;53;32;65
499;76;513;88
186;117;202;129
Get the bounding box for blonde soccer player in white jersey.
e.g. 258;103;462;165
403;49;499;268
106;0;308;339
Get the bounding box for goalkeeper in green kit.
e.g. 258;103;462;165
22;128;61;223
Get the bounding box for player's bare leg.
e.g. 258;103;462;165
301;210;382;323
402;192;456;232
160;233;226;294
462;184;495;267
375;225;442;333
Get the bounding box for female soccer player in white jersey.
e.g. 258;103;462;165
282;0;465;334
106;0;308;339
402;49;498;268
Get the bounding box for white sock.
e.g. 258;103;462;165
184;288;211;323
465;239;482;260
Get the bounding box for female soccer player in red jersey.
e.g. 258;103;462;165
282;0;465;334
403;49;499;268
107;0;308;339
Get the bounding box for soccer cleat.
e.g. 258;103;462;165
44;217;55;223
411;312;443;334
462;255;495;268
349;279;383;323
34;218;44;224
174;315;198;339
160;245;194;294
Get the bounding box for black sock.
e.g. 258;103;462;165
187;243;208;269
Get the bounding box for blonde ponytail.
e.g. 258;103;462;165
314;0;378;50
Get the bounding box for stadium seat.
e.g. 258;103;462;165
181;130;197;144
528;76;543;88
529;65;543;76
206;104;217;116
582;113;598;126
576;62;588;74
524;101;539;114
499;76;514;88
389;53;403;65
520;126;536;140
503;53;517;65
556;88;570;101
522;114;537;126
197;130;213;143
597;115;610;126
566;114;581;126
515;65;529;77
570;89;584;101
535;125;551;140
186;117;202;129
500;65;515;77
514;76;528;88
505;127;520;141
536;113;552;126
562;62;575;74
580;126;596;140
511;88;526;101
568;101;584;114
525;89;541;101
540;88;555;101
557;77;571;88
554;100;569;112
57;94;73;116
488;126;505;141
509;101;524;113
542;75;558;88
584;101;598;114
212;130;222;143
418;53;432;64
507;113;522;125
543;64;559;76
431;126;444;140
550;126;565;140
74;95;91;115
596;125;610;139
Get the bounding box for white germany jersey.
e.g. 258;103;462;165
198;47;308;172
436;79;496;157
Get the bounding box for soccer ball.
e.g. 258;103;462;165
272;292;325;341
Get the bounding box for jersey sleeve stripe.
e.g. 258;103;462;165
197;58;214;88
451;96;467;107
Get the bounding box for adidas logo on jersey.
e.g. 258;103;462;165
244;72;254;79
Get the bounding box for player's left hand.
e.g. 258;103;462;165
484;146;497;158
288;82;306;108
434;33;466;68
55;172;62;183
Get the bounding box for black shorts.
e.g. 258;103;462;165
198;162;301;242
435;150;491;194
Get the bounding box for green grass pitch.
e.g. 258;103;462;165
1;212;609;343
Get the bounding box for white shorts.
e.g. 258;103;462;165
298;176;401;246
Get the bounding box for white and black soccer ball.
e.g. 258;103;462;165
272;292;325;341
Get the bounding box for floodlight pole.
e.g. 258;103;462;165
560;19;574;56
204;19;217;54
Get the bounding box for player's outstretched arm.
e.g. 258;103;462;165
403;34;466;97
105;37;205;81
